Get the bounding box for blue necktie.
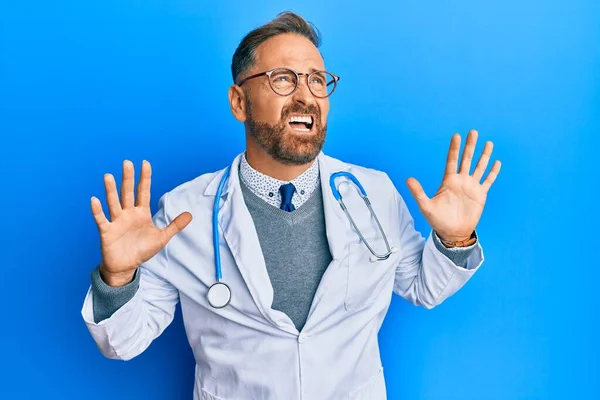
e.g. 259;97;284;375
279;183;296;212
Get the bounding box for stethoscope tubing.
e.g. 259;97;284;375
209;167;397;308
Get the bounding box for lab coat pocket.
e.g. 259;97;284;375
348;367;386;399
345;243;396;312
201;387;227;400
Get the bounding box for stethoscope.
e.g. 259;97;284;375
206;166;398;309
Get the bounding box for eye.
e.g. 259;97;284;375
310;75;326;86
271;72;296;83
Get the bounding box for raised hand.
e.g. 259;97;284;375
90;160;192;286
406;130;501;243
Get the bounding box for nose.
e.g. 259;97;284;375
291;74;314;105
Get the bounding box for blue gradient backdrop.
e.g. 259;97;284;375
1;1;598;399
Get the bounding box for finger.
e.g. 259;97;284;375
458;129;478;174
444;134;461;176
482;160;502;192
103;173;122;220
406;177;430;209
120;160;135;209
90;196;109;230
136;160;152;208
472;141;494;182
161;211;193;243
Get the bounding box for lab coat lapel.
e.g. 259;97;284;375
212;153;295;332
304;153;355;321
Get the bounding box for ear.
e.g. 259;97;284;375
228;84;247;122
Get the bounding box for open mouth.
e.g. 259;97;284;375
288;114;314;132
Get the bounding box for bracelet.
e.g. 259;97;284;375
439;231;477;248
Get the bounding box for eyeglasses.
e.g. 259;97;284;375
236;67;340;98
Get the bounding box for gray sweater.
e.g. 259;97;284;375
239;176;332;330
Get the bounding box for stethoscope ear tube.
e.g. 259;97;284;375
329;171;367;200
330;172;396;262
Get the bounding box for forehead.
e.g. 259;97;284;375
253;33;325;72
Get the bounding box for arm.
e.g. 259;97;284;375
81;160;190;360
392;130;501;308
392;189;484;309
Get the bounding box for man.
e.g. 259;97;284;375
82;12;501;400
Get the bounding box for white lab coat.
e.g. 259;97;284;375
81;152;484;400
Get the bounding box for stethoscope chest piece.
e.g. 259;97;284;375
207;282;231;309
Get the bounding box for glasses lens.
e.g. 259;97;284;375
309;71;336;97
269;68;298;95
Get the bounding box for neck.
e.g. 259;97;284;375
245;141;315;182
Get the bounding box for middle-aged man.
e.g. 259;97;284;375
82;12;501;400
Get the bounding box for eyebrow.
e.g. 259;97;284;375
274;66;325;74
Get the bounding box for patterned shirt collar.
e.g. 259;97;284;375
239;153;320;209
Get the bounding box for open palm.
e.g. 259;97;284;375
90;160;192;286
406;130;501;242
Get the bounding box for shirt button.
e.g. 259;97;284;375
298;333;309;343
268;192;274;197
300;190;305;195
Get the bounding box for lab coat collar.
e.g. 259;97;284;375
202;151;351;197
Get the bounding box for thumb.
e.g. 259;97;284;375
162;211;193;242
406;177;430;208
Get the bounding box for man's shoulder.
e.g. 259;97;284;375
320;153;392;185
159;152;397;210
169;169;223;196
157;163;230;213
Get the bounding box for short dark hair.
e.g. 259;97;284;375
231;12;322;83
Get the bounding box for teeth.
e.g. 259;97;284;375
289;115;313;124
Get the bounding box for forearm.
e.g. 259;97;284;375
91;264;140;323
393;231;483;308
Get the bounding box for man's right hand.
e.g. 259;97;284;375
90;160;192;287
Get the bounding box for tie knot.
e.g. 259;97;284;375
279;183;296;212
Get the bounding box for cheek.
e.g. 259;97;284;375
252;96;287;124
256;99;284;124
320;100;330;125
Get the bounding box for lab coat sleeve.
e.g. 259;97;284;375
81;192;180;360
392;188;484;309
431;230;478;269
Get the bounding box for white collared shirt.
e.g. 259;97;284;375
239;153;320;209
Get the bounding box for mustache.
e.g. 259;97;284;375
280;103;321;122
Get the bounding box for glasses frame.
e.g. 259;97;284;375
236;67;340;98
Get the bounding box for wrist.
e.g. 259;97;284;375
436;231;477;248
99;263;137;287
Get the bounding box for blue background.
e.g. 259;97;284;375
1;0;598;399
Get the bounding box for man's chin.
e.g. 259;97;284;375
247;119;326;165
271;143;322;166
276;127;325;164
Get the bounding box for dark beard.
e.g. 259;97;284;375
246;101;327;166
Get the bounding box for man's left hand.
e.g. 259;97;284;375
406;130;501;243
